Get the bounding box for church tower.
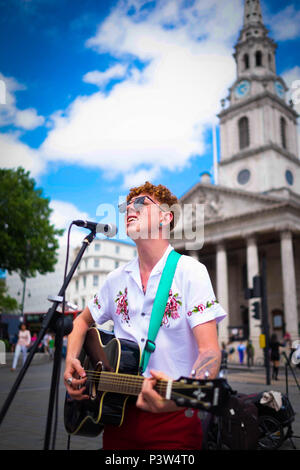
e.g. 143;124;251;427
218;0;300;196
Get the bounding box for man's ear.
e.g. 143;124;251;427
161;211;173;226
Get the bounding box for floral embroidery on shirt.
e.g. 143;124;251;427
93;294;101;310
161;290;182;328
115;287;130;325
187;299;219;317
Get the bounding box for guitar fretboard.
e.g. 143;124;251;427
96;372;170;397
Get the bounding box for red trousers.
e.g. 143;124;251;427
102;403;203;450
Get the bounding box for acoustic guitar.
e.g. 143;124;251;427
64;327;229;437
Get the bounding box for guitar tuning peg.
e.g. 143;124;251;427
184;408;194;418
176;397;185;405
197;410;208;420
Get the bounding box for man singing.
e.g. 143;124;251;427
64;181;227;449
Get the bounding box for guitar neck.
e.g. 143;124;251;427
97;371;170;398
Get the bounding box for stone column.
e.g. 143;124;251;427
216;242;229;344
280;231;299;341
246;236;262;346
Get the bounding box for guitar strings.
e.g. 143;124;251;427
81;372;212;404
84;370;210;386
83;371;211;388
83;371;213;389
82;371;213;392
84;369;213;383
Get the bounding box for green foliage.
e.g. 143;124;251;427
0;167;64;278
0;279;19;313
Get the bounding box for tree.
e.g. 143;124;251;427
0;279;19;313
0;167;64;278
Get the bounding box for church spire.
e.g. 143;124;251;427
243;0;263;26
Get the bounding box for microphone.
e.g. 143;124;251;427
73;220;118;238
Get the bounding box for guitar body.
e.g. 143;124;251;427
64;327;230;438
64;327;141;437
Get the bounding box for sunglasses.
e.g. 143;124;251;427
118;195;167;213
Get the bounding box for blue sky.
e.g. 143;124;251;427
0;0;300;246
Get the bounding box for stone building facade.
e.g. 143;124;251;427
171;0;300;356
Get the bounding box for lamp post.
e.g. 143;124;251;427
19;240;31;321
244;256;271;385
20;276;27;318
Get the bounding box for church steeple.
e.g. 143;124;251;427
243;0;263;26
234;0;277;79
217;0;300;197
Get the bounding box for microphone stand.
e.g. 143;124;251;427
0;229;96;450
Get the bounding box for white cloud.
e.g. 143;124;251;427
50;200;89;230
0;72;44;130
49;200;91;247
0;132;45;178
268;4;300;41
282;66;300;104
40;0;240;182
0;73;46;179
122;166;161;189
83;64;127;87
282;66;300;151
14;108;45;130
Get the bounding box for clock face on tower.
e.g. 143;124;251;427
234;80;250;98
274;81;285;99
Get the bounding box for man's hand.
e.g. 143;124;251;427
136;370;179;413
63;307;94;401
64;358;89;401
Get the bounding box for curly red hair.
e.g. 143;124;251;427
127;181;179;230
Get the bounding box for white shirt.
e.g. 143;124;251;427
88;245;227;379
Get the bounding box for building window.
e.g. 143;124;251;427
115;245;120;254
94;258;99;268
95;243;100;251
93;275;99;286
255;50;263;67
238;116;250;149
83;276;86;288
285;170;293;186
280;117;287;149
237;169;251;185
82;297;86;309
75;280;79;292
243;53;249;70
115;261;119;269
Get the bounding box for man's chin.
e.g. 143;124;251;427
126;228;160;241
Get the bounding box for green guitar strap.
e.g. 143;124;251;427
139;250;181;374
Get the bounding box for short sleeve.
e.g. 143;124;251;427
185;260;227;328
87;278;113;325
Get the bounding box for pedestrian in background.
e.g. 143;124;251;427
220;342;228;377
28;332;37;352
62;335;68;359
48;334;55;360
11;323;31;371
270;333;285;381
246;340;255;368
237;342;246;364
43;331;51;355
